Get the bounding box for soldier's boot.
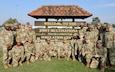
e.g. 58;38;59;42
67;57;70;61
7;64;12;67
26;60;30;65
100;66;105;72
73;57;76;61
4;64;9;69
48;57;51;61
58;57;60;60
19;61;23;66
86;63;90;68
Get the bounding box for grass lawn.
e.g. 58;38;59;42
0;49;114;72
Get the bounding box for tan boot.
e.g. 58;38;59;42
4;64;9;69
8;64;12;67
86;63;90;68
100;66;105;72
73;58;76;61
26;60;30;65
19;61;23;66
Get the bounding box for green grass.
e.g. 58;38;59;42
0;49;114;72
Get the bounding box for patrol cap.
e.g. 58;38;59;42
85;36;90;40
72;33;77;36
14;23;18;25
102;24;106;27
97;23;101;26
97;40;102;44
5;23;9;26
29;25;32;28
78;33;84;36
107;24;113;28
9;24;13;27
16;36;21;42
54;39;58;42
80;23;84;26
46;38;50;41
28;37;33;41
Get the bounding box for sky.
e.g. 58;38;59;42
0;0;115;25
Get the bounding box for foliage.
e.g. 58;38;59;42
2;18;18;26
92;17;101;27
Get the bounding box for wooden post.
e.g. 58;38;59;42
46;18;48;28
72;18;75;29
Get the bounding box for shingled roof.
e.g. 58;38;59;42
28;5;92;19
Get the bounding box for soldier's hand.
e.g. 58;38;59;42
16;56;21;61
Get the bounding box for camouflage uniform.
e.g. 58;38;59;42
82;37;95;67
27;25;36;42
12;44;25;67
34;38;43;60
75;33;85;62
42;39;53;61
105;25;115;66
1;24;14;68
16;25;28;44
24;39;35;64
61;39;71;60
70;33;77;61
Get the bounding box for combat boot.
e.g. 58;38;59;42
19;61;23;66
86;63;90;68
100;66;105;72
7;64;12;67
4;64;8;69
26;60;30;65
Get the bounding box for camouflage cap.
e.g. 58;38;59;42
54;39;58;42
102;24;106;27
97;23;101;26
46;38;50;41
5;23;9;26
72;33;77;36
107;24;113;28
9;24;13;27
97;40;102;44
14;23;18;26
16;36;21;42
85;36;90;40
29;25;32;28
80;23;84;26
28;37;33;41
78;32;84;36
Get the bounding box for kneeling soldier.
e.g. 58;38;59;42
12;40;25;67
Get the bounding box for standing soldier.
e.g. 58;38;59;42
16;24;28;44
78;23;86;35
105;25;115;68
82;37;95;68
70;33;77;61
1;24;14;69
75;33;85;62
35;37;43;60
43;38;53;61
24;38;36;64
62;38;71;61
95;40;107;72
12;39;25;67
27;25;36;42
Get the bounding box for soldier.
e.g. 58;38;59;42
16;24;28;44
42;38;53;61
82;37;95;68
34;37;43;60
105;25;115;68
78;23;86;35
27;25;36;42
24;38;36;64
12;39;25;67
70;33;77;61
75;33;85;62
1;24;14;69
95;40;107;72
62;38;71;61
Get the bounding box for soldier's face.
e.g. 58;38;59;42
97;25;101;29
47;40;50;44
21;25;25;29
79;35;83;39
97;43;102;48
86;39;90;43
108;27;112;32
28;40;32;43
63;40;67;44
17;42;21;46
5;26;9;30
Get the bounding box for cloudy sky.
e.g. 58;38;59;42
0;0;115;25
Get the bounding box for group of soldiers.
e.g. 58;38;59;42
0;22;115;72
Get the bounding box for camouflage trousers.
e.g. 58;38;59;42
109;48;115;65
12;55;25;67
25;53;35;62
35;51;43;60
2;45;12;65
85;53;93;63
43;51;52;61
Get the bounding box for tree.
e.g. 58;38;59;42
2;18;18;26
92;17;101;27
